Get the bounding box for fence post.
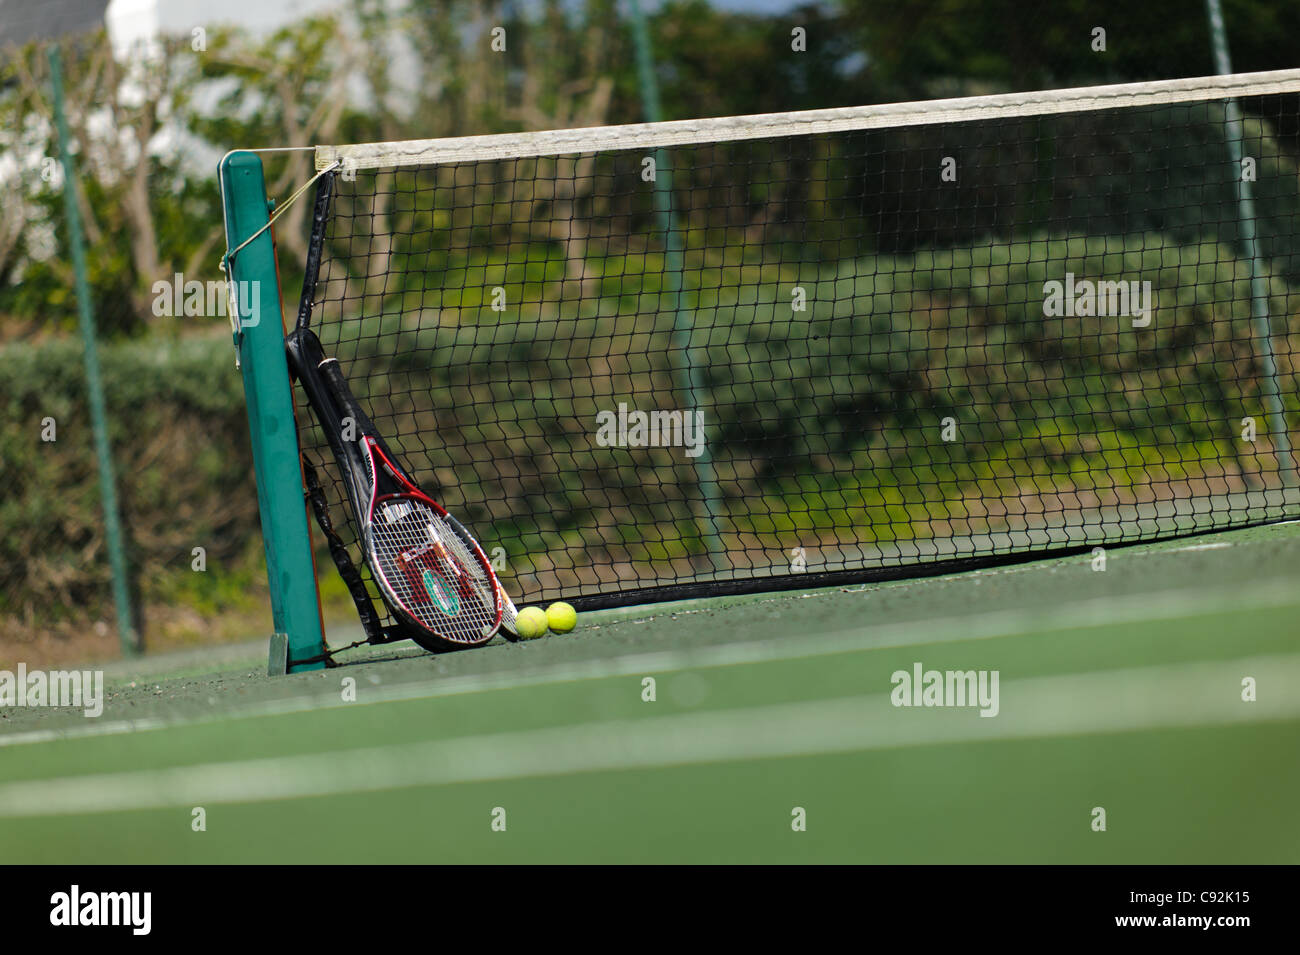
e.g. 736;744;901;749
1204;0;1295;486
48;45;140;656
627;0;728;567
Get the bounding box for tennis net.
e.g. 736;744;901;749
294;69;1300;614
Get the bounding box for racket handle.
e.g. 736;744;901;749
318;356;378;440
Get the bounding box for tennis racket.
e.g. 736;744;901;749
287;328;503;652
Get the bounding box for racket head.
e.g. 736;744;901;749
363;477;502;649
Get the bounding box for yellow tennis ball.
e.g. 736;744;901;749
515;606;549;640
546;602;577;633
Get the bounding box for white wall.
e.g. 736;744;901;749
105;0;349;56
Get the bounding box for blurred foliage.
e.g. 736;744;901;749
4;0;1300;650
0;334;254;634
839;0;1300;96
5;0;1299;339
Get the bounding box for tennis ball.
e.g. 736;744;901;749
515;606;549;640
546;601;577;633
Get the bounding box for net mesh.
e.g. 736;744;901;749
293;77;1300;622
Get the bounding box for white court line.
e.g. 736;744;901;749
0;654;1295;818
1;578;1296;751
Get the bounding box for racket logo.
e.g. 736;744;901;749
421;567;461;616
398;548;461;616
382;501;414;522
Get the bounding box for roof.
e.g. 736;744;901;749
0;0;110;51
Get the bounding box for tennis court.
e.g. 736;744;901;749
2;519;1296;864
10;0;1300;894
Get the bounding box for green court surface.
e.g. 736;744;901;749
2;523;1298;863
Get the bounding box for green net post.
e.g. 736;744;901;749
219;151;326;673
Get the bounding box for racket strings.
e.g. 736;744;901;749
368;496;497;644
